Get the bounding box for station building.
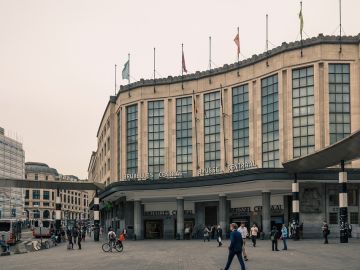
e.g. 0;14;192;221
88;34;360;239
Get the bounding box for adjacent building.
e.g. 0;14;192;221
0;127;25;219
89;34;360;239
25;162;89;224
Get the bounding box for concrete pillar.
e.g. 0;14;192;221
292;175;300;240
339;160;348;243
55;189;61;233
262;191;271;237
176;197;184;239
134;200;142;240
93;196;100;241
219;194;227;232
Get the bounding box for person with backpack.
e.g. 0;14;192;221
108;227;117;252
322;221;330;244
270;226;279;251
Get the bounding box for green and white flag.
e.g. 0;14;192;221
122;60;129;80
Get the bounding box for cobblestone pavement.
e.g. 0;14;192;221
2;238;360;270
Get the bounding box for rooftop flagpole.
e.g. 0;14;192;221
339;0;342;53
153;47;156;92
115;64;117;95
266;14;269;67
128;53;130;85
182;43;184;89
300;1;304;57
209;36;212;84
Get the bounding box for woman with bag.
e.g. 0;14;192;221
280;224;288;250
270;226;279;251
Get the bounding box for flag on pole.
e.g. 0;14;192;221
122;60;129;80
182;50;187;73
234;33;240;56
299;5;304;35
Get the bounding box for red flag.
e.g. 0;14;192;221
182;51;187;73
234;33;240;56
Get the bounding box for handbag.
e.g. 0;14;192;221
270;235;275;241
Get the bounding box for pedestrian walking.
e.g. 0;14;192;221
77;227;82;250
270;226;279;251
72;226;78;246
299;222;304;239
216;225;223;247
237;223;249;261
220;223;246;270
66;228;73;249
250;224;258;247
280;224;288;250
322;221;330;244
203;226;210;242
348;224;352;238
184;225;191;240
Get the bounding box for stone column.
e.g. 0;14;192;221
176;197;184;239
93;195;100;241
292;175;300;240
134;200;142;240
262;191;271;237
219;194;227;232
55;189;61;233
339;160;348;243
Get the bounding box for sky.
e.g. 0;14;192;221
0;0;359;179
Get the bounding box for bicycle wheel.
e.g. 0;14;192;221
102;243;111;252
115;242;123;252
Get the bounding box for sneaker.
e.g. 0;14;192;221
244;256;248;261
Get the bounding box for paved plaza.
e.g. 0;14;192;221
2;238;360;270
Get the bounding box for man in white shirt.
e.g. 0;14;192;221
107;227;117;251
237;223;249;261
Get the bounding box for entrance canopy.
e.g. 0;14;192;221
282;129;360;173
0;177;104;191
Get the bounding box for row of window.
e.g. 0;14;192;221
118;63;351;175
329;212;359;225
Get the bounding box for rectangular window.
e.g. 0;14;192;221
348;189;358;206
32;190;40;200
148;100;165;179
329;64;351;144
176;97;192;176
350;212;359;225
329;212;338;225
25;190;29;199
261;74;279;168
43;202;50;207
232;84;249;164
35;174;38;180
292;66;315;158
204;91;221;168
328;189;339;206
126;104;138;174
117;111;121;180
43;191;49;200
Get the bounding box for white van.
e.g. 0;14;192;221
0;219;22;245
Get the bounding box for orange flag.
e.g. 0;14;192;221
234;33;240;56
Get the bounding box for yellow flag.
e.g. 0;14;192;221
299;8;304;34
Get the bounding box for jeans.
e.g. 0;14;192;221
224;251;246;270
271;240;278;251
282;237;287;250
251;235;256;247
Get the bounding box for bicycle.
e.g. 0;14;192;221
102;240;123;252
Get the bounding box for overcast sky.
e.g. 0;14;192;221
0;0;359;179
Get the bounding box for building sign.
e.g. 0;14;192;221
144;210;193;217
121;171;183;181
231;205;283;215
198;160;257;176
121;160;256;181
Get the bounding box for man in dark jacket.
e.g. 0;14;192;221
221;223;246;270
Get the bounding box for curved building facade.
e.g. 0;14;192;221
89;35;360;239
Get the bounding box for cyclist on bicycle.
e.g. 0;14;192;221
107;227;117;252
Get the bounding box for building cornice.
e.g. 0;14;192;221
117;34;360;95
